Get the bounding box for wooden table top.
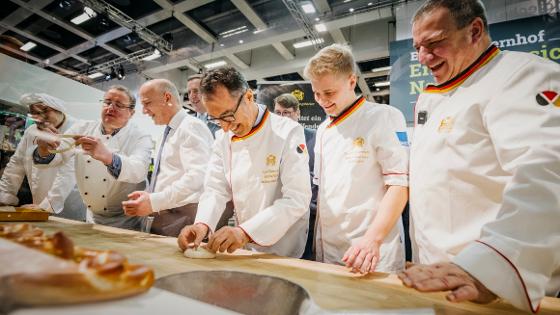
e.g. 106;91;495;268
27;217;560;315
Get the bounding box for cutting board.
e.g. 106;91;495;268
0;207;49;222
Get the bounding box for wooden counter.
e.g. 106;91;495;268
29;217;560;315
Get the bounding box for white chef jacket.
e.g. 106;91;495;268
38;120;152;229
314;97;409;272
409;45;560;312
150;109;213;211
0;117;86;220
195;106;311;258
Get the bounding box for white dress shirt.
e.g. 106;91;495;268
150;109;213;211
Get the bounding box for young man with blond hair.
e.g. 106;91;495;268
304;44;409;273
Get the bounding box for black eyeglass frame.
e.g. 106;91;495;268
207;90;246;124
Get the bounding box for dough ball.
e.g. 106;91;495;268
183;247;216;259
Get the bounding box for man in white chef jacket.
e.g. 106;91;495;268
304;44;409;273
0;93;85;221
34;85;152;230
121;79;213;237
177;66;311;258
398;0;560;312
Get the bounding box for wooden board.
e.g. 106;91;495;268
24;217;560;315
0;208;49;222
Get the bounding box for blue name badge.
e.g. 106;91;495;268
396;131;409;147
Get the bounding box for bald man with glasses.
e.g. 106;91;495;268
178;66;311;258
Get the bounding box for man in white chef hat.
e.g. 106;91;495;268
0;93;85;220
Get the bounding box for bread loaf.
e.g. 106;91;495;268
0;223;154;307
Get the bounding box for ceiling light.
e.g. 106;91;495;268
344;0;352;2
375;81;390;87
142;49;161;61
314;23;327;33
20;41;37;52
88;72;104;79
349;8;354;13
219;43;225;47
117;64;125;80
238;40;244;44
371;66;392;73
204;60;227;69
293;38;324;49
253;28;267;34
301;3;316;14
368;2;373;5
71;6;97;25
315;17;320;21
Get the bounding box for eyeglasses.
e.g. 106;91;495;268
101;99;133;110
208;90;246;124
274;109;296;117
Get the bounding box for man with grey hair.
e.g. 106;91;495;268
34;85;152;230
399;0;560;312
0;93;85;221
122;79;212;237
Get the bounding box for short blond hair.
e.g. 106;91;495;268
303;44;357;79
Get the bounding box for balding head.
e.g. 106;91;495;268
139;79;182;125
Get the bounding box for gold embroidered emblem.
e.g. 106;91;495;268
438;116;454;132
353;137;365;148
266;154;276;166
291;89;304;101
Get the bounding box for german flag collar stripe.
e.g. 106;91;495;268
424;45;501;94
231;110;269;142
327;96;366;128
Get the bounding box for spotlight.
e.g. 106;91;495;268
117;64;125;80
59;0;72;9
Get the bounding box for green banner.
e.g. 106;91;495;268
390;14;560;124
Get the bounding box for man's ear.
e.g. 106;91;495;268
470;17;485;44
245;89;254;102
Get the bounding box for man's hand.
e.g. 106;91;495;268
35;127;60;157
74;136;112;165
398;262;498;304
122;191;153;216
178;223;209;251
207;226;250;254
342;237;381;274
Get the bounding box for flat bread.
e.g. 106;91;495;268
184;246;216;259
0;206;17;212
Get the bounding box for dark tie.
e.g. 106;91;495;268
148;125;171;193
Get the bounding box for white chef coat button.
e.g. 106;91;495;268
87;205;91;208
84;192;88;195
106;136;110;140
87;160;91;163
102;195;105;198
103;178;107;182
85;176;89;179
104;207;107;211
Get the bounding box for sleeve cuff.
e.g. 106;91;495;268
382;173;409;186
149;191;167;212
453;241;538;313
106;153;122;179
33;148;55;164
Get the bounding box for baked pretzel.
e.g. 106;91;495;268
0;223;154;306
